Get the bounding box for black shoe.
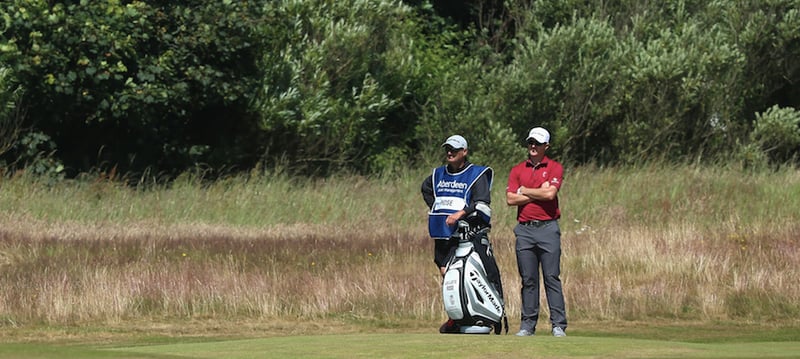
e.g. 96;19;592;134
439;319;460;333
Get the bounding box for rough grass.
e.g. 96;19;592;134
1;164;799;335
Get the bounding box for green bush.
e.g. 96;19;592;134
413;57;516;169
258;0;429;174
613;21;745;163
708;0;800;119
0;0;265;176
504;17;624;163
750;105;800;164
12;131;64;179
0;65;23;164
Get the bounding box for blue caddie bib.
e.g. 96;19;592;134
427;164;492;239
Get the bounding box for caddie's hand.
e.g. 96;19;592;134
446;210;465;226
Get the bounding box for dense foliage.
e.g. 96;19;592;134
1;0;798;178
1;0;265;177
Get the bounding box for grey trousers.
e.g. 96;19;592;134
514;221;567;332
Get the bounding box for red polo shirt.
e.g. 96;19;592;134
506;156;563;222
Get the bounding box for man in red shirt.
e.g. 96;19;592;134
506;127;567;337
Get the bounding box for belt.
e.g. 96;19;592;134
519;219;555;227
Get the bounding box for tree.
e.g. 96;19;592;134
257;0;435;174
0;66;23;162
1;0;265;177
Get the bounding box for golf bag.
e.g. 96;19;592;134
441;220;508;334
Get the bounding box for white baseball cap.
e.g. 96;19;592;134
526;127;550;144
442;135;468;149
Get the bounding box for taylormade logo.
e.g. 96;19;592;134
471;276;502;314
437;179;467;190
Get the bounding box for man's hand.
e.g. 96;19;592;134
446;210;465;226
508;186;532;206
537;180;558;200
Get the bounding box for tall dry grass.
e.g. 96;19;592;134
1;164;798;328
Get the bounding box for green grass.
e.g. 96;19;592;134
108;335;800;359
2;326;799;359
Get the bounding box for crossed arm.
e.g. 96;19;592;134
506;181;558;206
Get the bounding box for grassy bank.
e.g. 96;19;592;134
1;164;799;331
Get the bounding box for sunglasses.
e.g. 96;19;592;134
527;140;545;147
444;147;463;153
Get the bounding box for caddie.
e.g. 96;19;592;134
420;134;503;333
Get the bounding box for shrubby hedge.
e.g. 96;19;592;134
1;0;798;178
258;0;426;174
1;0;265;177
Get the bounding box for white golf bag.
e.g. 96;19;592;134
441;221;508;334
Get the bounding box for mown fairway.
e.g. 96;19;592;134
2;327;800;359
108;335;800;359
